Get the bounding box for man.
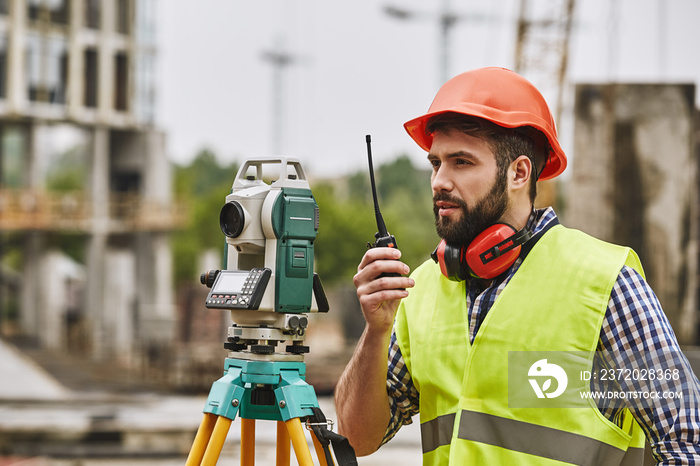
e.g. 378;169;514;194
334;67;700;465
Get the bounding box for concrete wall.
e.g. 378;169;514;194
567;83;698;344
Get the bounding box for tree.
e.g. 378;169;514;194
312;154;437;285
172;149;239;284
312;181;376;286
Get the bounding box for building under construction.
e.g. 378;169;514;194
0;0;180;365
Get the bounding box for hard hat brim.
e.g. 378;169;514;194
404;108;567;181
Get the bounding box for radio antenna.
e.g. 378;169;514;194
366;135;389;237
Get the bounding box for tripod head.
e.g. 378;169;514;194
201;157;328;361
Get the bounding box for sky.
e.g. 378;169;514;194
156;0;700;180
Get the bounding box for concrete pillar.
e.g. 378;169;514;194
142;130;170;204
41;252;61;350
19;123;48;342
98;0;116;122
66;0;85;120
85;233;107;357
568;83;698;344
135;232;175;344
20;232;42;341
105;248;136;364
85;126;110;358
137;130;175;345
6;0;27;113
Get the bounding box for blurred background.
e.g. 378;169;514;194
0;0;699;464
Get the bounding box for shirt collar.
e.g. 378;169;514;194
529;206;558;235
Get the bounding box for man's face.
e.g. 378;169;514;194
428;129;509;245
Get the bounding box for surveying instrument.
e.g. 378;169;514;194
186;157;356;465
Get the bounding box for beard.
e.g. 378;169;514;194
433;173;509;245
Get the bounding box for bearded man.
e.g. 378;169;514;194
334;67;700;465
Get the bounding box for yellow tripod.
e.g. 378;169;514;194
187;413;330;465
185;357;342;465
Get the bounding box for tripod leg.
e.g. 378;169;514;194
201;415;233;466
241;417;256;466
276;421;291;466
186;412;218;466
286;418;314;466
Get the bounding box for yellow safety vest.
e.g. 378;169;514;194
394;224;647;465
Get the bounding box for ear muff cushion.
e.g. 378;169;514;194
466;223;521;279
434;240;468;281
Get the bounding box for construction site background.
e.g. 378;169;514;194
0;0;699;464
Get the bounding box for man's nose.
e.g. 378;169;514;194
431;165;453;192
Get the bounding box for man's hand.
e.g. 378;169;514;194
335;247;415;456
353;247;415;335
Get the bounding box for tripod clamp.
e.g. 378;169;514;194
203;358;317;422
305;418;334;432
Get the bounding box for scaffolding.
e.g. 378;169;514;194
514;0;576;123
0;189;186;232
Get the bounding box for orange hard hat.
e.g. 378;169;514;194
404;67;567;180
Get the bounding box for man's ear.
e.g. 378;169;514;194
509;155;532;190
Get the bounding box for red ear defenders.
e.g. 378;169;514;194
431;223;533;280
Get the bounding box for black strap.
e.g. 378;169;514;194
308;407;358;466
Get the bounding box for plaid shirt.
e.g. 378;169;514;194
384;208;700;464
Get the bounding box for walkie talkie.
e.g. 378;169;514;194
366;135;404;284
366;134;398;250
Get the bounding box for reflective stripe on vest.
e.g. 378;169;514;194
420;412;456;454
457;410;644;466
422;410;645;465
